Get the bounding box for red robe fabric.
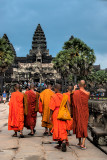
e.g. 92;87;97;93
8;91;24;131
64;92;73;131
24;90;37;130
49;93;68;141
73;90;89;138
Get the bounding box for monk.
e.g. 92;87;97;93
39;84;54;135
73;80;90;149
64;86;74;136
24;84;39;136
8;84;24;138
49;84;68;152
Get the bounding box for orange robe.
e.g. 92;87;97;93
24;90;38;130
8;91;24;131
64;92;73;131
73;90;89;138
49;93;68;141
39;89;54;128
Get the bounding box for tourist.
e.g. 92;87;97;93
24;81;27;88
24;84;39;136
8;84;24;138
73;80;90;149
49;84;68;152
2;90;7;104
39;84;54;136
28;82;30;87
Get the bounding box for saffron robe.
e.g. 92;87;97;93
49;93;68;141
39;89;54;128
64;92;73;131
73;90;89;138
8;91;24;131
24;90;38;130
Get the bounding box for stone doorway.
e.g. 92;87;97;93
34;78;40;82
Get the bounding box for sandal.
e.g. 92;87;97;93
43;132;48;136
76;143;81;147
81;145;86;150
55;145;61;149
33;129;36;134
48;132;52;136
12;133;17;137
28;133;34;136
62;142;67;152
19;134;24;138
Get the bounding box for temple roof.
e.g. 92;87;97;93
32;24;47;50
93;65;100;71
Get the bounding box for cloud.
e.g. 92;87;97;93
94;53;107;69
0;0;107;69
14;46;21;52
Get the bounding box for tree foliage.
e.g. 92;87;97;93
53;36;96;82
0;37;15;73
87;69;107;85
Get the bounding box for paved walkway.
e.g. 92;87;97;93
0;103;107;160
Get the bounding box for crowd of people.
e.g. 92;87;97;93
8;80;90;152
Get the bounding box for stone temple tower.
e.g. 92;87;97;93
28;24;52;63
32;24;47;51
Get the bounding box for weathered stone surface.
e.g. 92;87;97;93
0;150;15;160
5;24;61;85
0;103;107;160
88;100;107;146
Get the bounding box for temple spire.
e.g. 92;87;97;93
32;24;47;51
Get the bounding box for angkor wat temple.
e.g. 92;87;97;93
4;24;61;85
3;24;107;88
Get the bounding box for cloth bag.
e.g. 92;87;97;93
57;94;71;120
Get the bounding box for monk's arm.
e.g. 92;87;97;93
49;109;53;121
39;97;43;113
49;96;56;121
72;85;78;92
67;100;71;113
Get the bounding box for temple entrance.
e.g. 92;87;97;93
34;78;40;82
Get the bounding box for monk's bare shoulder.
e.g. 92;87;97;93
84;90;90;96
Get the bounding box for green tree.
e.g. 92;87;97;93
88;69;107;86
53;36;96;86
0;37;15;92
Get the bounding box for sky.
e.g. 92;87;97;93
0;0;107;69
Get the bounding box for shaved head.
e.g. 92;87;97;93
30;83;34;89
67;86;73;92
15;84;20;91
79;80;86;88
54;83;62;93
47;84;52;89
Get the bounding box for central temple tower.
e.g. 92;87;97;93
32;24;47;51
28;24;52;63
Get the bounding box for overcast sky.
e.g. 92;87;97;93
0;0;107;69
